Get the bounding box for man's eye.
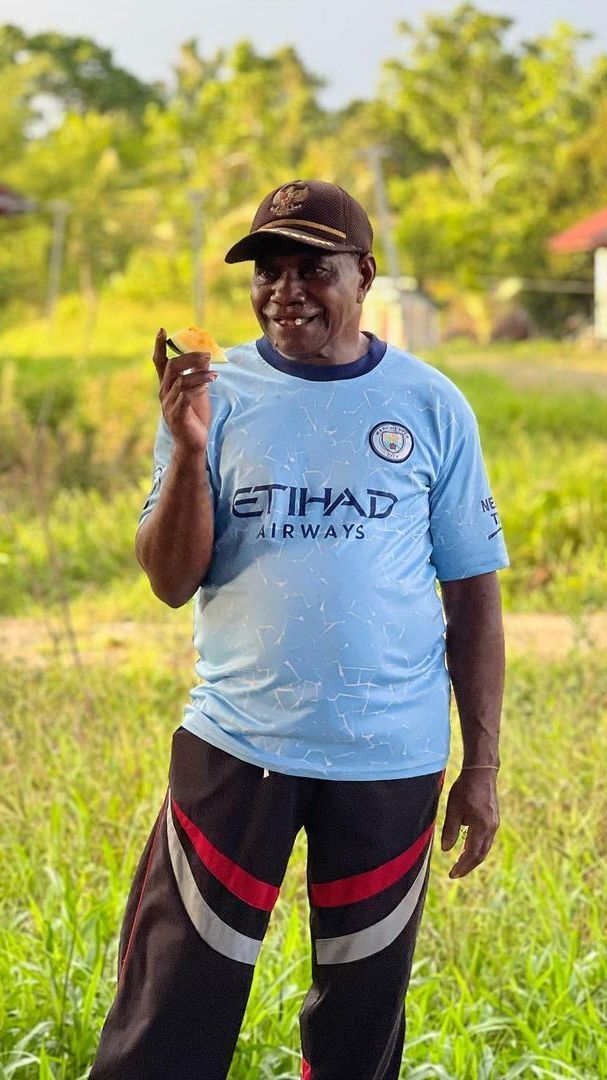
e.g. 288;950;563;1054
254;264;329;282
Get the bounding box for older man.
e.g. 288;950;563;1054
90;180;508;1080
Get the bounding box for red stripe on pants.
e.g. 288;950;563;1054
171;794;280;911
309;821;435;907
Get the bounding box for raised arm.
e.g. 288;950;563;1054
135;329;218;608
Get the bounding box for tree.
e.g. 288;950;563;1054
135;39;333;306
9;110;158;313
13;25;163;121
377;4;599;292
380;4;519;206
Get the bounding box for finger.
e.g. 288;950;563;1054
176;369;217;388
162;352;213;393
177;383;216;408
161;373;186;412
170;373;218;404
173;376;217;407
171;352;213;373
449;830;494;879
152;328;168;381
161;370;216;411
172;386;213;418
441;806;462;852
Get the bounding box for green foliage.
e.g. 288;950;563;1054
1;8;606;328
382;3;519;203
379;6;598;287
445;366;607;443
0;331;605;618
0;487;146;615
0;652;605;1076
550;98;607;224
1;15;606;1076
1;23;161;120
439;366;607;611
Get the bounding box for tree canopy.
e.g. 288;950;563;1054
1;6;604;333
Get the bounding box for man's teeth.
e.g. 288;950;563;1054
276;316;311;326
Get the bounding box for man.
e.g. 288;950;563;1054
90;180;508;1080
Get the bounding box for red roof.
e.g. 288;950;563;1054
549;207;607;253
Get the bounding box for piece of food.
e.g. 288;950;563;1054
166;325;228;363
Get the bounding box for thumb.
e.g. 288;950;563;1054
441;796;462;851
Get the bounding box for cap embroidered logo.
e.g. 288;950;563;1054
270;184;310;216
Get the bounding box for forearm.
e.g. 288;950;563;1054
442;573;505;768
136;446;215;607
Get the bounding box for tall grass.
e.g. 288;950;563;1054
1;338;606;616
1;651;605;1078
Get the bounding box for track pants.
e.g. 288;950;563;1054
89;726;445;1080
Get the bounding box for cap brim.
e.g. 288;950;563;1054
224;227;361;264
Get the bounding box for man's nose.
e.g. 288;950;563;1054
271;269;305;302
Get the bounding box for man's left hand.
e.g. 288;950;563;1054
440;770;500;879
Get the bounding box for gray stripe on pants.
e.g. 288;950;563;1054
315;844;432;965
166;792;263;966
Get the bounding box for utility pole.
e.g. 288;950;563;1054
595;247;607;341
363;145;409;348
189;189;205;324
45;199;70;320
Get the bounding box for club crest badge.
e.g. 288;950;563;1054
270;183;310;216
369;421;414;463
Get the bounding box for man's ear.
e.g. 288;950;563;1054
357;253;376;304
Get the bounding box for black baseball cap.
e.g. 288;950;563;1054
224;179;374;263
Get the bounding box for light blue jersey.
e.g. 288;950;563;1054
139;333;509;780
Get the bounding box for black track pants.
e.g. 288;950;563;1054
89;726;445;1080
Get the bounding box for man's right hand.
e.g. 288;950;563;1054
153;328;218;454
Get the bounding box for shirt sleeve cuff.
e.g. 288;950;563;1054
434;556;510;582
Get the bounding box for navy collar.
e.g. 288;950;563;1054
256;331;388;381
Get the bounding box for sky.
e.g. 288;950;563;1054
3;0;606;109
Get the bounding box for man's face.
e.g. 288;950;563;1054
250;241;375;361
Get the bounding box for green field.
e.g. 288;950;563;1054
1;311;606;1078
1;653;606;1079
1;300;607;620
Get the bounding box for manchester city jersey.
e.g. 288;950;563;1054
139;332;509;780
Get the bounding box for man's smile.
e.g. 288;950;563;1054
265;313;320;329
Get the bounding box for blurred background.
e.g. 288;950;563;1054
1;3;606;1078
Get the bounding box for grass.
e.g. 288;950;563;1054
1;650;606;1079
1;311;606;1076
429;337;607;373
1;332;606;616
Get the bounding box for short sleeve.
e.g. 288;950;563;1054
137;415;174;530
137;414;219;530
429;400;509;582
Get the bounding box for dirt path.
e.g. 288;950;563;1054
1;613;606;667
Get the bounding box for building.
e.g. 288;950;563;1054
363;275;440;351
549;208;607;340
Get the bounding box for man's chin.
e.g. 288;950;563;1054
265;325;327;361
